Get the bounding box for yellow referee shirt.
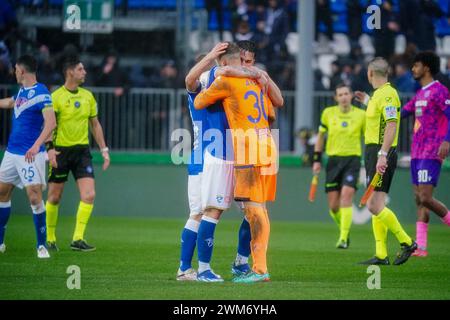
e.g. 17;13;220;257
51;86;98;147
364;82;401;147
319;105;366;157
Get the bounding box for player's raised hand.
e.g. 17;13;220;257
355;91;369;105
438;141;450;160
102;151;110;171
206;42;229;60
25;145;39;163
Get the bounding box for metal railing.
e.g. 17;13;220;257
0;85;415;154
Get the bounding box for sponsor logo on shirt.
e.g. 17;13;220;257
384;106;397;119
27;90;35;99
415;100;428;107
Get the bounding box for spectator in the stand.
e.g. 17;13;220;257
277;60;296;90
96;52;128;97
129;64;148;88
265;0;289;61
231;0;257;31
373;0;399;60
234;20;254;42
315;0;333;41
155;60;181;89
0;41;12;84
314;69;326;91
206;0;224;41
329;60;354;91
252;20;270;63
400;0;443;51
329;60;342;91
393;62;416;93
36;45;63;88
0;0;17;41
347;0;365;48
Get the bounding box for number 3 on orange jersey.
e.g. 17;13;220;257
245;90;268;124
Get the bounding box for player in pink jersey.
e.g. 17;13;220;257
402;52;450;257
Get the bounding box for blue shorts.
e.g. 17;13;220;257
411;159;442;187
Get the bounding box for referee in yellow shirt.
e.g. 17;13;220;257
313;84;365;249
45;56;110;252
355;57;417;265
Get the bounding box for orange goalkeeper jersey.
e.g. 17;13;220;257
195;76;277;167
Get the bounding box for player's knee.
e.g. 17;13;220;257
418;192;432;207
367;200;381;215
81;190;96;204
204;208;221;220
28;194;42;207
47;192;62;205
330;205;340;213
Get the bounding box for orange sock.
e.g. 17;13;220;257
245;205;270;275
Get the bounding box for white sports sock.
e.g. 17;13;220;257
198;262;211;274
235;253;249;266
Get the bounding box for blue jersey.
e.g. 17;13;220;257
187;84;208;176
204;66;233;161
7;83;52;155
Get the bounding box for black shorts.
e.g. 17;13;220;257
325;156;361;193
364;145;397;194
48;145;95;183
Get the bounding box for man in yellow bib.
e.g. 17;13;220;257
313;84;365;249
356;57;417;265
45;56;110;252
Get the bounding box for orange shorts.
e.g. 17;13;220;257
234;165;277;203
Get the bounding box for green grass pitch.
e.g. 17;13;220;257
0;214;449;300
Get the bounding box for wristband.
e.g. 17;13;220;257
313;151;322;163
101;147;109;153
45;141;54;151
377;150;388;158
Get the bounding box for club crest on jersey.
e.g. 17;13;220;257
27;90;35;99
74;101;81;108
216;195;224;204
341;121;348;128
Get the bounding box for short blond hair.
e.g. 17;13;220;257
368;57;389;78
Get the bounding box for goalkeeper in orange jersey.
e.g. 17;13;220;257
195;43;277;283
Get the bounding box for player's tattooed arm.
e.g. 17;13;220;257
0;97;14;109
185;42;229;92
215;66;260;79
263;71;284;108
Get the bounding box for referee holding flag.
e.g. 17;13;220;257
355;57;417;266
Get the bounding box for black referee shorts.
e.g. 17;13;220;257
325;156;361;193
48;145;95;183
364;144;397;194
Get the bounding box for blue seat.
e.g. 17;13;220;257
330;0;347;14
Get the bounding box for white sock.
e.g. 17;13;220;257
235;254;249;266
198;261;211;274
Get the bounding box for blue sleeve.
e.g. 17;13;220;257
401;108;413;119
445;107;450;142
207;66;218;88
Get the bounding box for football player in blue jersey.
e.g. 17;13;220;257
0;54;56;258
